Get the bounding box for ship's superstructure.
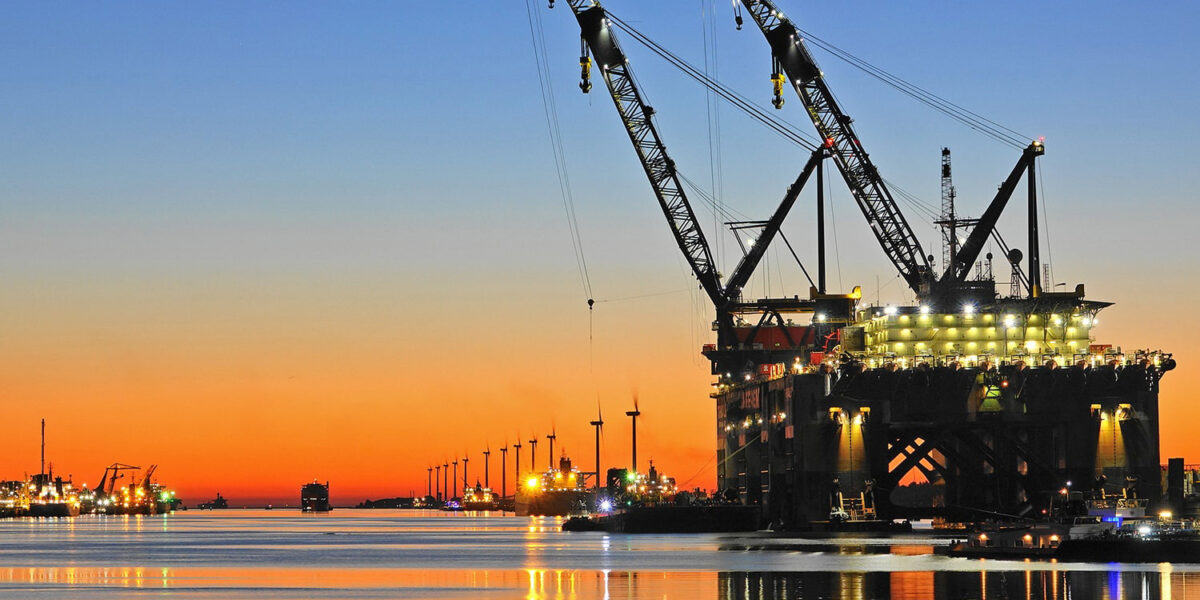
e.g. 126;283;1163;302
550;0;1175;527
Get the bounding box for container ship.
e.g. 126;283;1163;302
515;455;593;517
301;481;332;512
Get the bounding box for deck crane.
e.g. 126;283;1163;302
140;464;158;490
95;463;141;496
551;0;855;375
733;0;1051;302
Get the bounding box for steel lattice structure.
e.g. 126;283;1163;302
737;0;933;294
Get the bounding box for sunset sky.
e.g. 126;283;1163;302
2;1;1197;504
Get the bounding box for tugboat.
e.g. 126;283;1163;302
197;493;229;510
462;482;498;511
300;481;332;512
515;455;593;517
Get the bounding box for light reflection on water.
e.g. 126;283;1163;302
0;510;1196;598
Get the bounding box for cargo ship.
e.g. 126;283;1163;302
301;481;332;512
92;464;177;515
515;455;593;517
462;483;498;511
28;472;82;518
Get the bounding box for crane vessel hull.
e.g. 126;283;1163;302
553;0;1177;532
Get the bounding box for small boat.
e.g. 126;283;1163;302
943;488;1200;562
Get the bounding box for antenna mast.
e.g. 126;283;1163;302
939;148;957;271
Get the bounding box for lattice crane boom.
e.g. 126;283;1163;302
736;0;934;295
562;0;725;308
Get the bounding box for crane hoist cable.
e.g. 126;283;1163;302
612;9;950;248
1038;163;1054;287
524;0;594;304
614;11;961;235
826;170;844;291
605;13;820;151
527;0;604;379
793;27;1030;150
677;171;748;223
702;0;727;271
609;7;847;298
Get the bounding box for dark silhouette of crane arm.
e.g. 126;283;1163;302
565;1;725;308
722;146;826;299
736;0;933;295
944;141;1043;285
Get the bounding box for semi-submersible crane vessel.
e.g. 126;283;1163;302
550;0;1175;528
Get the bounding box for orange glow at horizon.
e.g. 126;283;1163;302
1;265;1195;505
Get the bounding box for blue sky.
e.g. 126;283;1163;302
4;0;1197;353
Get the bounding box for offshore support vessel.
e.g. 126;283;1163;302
515;455;593;516
552;0;1174;529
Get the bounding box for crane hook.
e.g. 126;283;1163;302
771;71;785;109
733;1;743;30
579;40;592;93
579;55;592;93
548;0;555;7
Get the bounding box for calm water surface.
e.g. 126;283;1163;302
0;509;1196;599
